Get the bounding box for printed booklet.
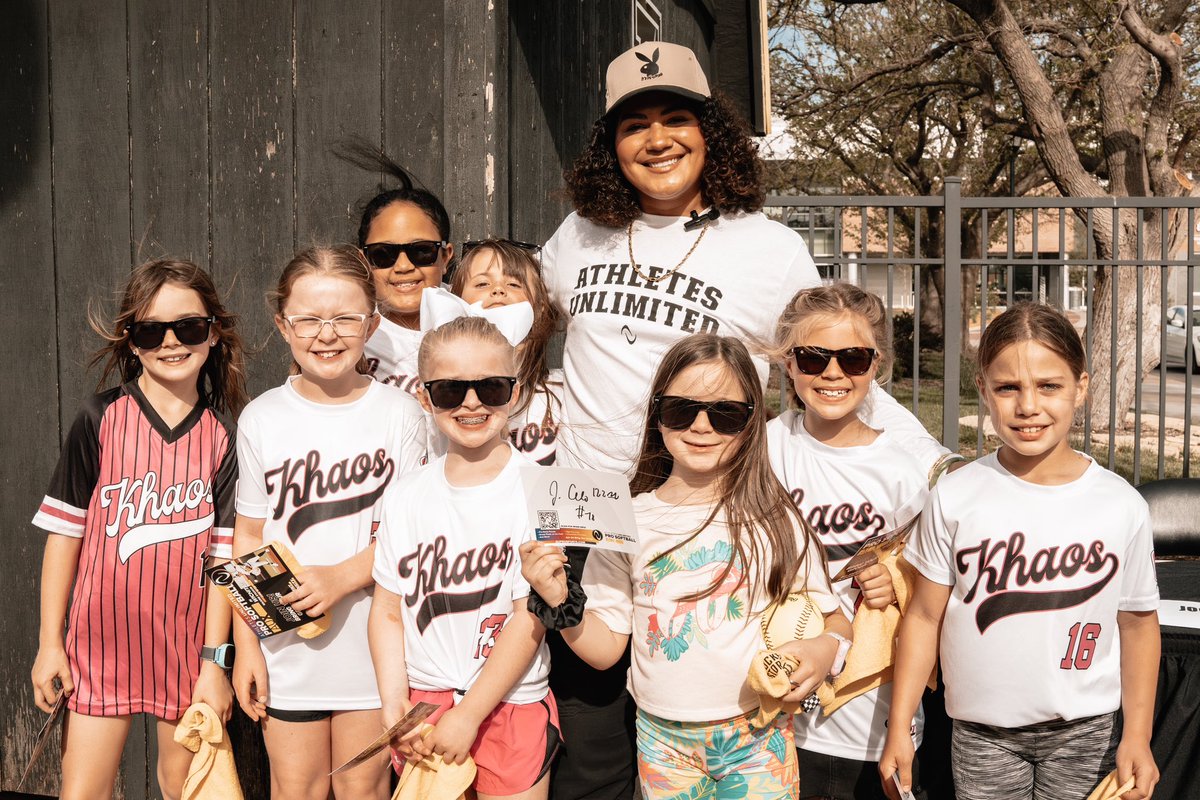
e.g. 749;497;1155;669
206;542;329;639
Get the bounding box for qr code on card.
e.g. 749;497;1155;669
537;511;560;530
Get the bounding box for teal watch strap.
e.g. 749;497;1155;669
200;643;235;669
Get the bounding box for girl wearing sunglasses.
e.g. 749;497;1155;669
766;283;933;800
369;316;557;800
520;334;849;800
231;246;428;800
342;143;453;399
31;259;247;799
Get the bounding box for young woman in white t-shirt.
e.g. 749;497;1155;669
451;238;563;466
767;283;931;800
369;315;557;800
880;303;1161;800
520;334;851;800
231;246;428;800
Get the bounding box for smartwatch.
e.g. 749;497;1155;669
822;632;852;679
201;643;236;670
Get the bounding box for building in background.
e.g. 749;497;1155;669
0;2;768;797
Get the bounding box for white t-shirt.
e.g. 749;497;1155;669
373;446;550;705
905;451;1159;728
507;370;563;466
543;210;820;474
542;210;945;475
365;316;423;399
767;410;928;760
236;378;428;710
584;491;839;722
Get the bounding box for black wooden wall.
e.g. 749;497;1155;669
0;1;754;796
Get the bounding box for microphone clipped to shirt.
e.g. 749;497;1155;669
683;207;721;231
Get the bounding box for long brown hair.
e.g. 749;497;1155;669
270;245;378;375
450;239;562;418
89;258;249;416
770;282;892;409
977;301;1086;379
566;91;765;228
629;334;821;606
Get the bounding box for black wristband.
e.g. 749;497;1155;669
528;571;587;631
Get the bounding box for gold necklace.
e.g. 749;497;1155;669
627;216;711;285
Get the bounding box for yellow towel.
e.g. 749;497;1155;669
392;725;477;800
1086;771;1136;800
747;648;803;728
817;554;937;715
172;703;244;800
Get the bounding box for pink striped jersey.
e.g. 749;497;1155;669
33;381;237;718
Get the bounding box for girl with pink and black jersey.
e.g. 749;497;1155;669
32;259;248;800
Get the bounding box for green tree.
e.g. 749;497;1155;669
770;0;1199;430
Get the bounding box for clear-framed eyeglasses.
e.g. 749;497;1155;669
283;313;373;338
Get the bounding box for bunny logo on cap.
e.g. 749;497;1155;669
604;42;711;114
636;47;661;78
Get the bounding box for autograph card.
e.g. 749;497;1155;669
18;691;67;790
330;701;440;774
831;517;919;583
521;466;639;554
892;771;917;800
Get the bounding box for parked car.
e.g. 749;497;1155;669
1163;305;1200;371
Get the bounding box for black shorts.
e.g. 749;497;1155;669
797;747;926;800
265;706;333;722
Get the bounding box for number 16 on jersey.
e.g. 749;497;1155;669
1059;622;1101;670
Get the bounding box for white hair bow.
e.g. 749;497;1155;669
419;287;534;346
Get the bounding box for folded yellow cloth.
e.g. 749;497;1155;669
172;703;244;800
747;648;803;728
1086;771;1136;800
393;725;477;800
817;554;936;716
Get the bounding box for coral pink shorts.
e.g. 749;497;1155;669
403;688;561;796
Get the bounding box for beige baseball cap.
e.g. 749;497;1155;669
604;42;711;114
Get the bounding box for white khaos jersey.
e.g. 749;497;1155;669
906;451;1159;728
767;410;928;760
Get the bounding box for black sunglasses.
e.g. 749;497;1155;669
423;377;517;409
653;396;755;435
790;346;877;377
126;316;214;350
362;240;448;269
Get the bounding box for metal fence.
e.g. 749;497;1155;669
765;179;1200;484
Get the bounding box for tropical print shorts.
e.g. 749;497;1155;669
636;708;798;799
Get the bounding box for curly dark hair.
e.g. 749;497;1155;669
565;90;764;228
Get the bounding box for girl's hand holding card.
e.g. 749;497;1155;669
518;541;570;607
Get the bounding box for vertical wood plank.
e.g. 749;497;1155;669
294;0;382;244
209;2;297;791
442;0;507;240
210;0;295;402
49;0;135;428
129;0;210;265
47;0;147;795
0;0;60;793
662;0;714;74
507;1;622;245
381;1;445;209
